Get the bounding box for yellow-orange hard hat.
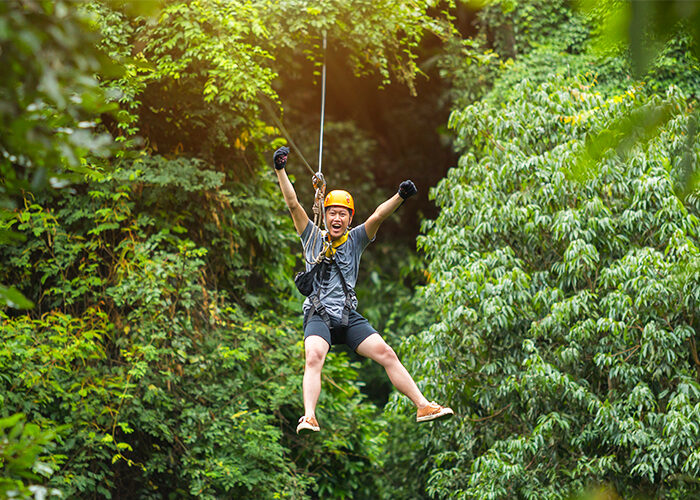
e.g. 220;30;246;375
324;190;354;217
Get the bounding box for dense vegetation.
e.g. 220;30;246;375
1;0;698;499
397;1;700;499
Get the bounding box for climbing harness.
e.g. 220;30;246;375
308;255;355;328
316;230;355;328
294;231;347;296
295;231;355;328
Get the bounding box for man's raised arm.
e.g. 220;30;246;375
364;180;417;240
273;146;310;235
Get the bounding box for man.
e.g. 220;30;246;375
273;146;453;434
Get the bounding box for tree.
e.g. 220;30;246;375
394;2;700;496
91;0;456;170
0;0;115;308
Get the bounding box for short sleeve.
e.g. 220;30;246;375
350;223;374;253
300;220;314;243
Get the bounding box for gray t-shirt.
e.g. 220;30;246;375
300;220;373;321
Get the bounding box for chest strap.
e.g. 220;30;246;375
309;257;355;328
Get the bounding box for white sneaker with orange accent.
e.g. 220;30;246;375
296;415;320;434
416;402;454;422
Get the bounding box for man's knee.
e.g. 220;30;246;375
374;342;399;366
305;345;327;369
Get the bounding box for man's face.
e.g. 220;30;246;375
326;206;352;240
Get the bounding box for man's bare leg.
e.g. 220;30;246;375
302;335;330;418
355;333;429;408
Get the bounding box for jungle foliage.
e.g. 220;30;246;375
1;0;700;499
395;0;700;498
0;0;451;498
0;0;115;308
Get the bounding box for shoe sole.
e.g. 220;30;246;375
296;423;320;434
417;408;454;423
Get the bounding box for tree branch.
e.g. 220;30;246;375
469;403;511;422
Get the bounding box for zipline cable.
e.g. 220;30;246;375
259;96;316;177
317;31;327;176
261;32;331;263
307;30;329;262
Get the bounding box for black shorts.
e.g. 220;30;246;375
303;309;377;351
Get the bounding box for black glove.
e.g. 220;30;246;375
398;180;417;200
273;146;289;170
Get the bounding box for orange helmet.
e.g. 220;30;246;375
324;190;354;217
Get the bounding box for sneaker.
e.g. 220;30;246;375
416;402;454;422
296;415;320;434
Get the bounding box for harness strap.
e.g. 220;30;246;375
332;259;354;327
310;293;332;328
309;258;332;327
309;255;354;328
